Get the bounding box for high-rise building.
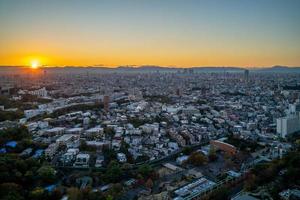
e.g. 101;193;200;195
244;69;249;82
277;104;300;138
176;88;181;96
103;95;110;112
277;115;300;138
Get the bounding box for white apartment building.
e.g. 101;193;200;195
28;87;48;98
277;114;300;138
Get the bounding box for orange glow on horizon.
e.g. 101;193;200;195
0;50;299;68
30;60;40;69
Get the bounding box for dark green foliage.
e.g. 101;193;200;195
0;110;24;122
102;147;117;163
0;153;60;199
21;94;53;104
225;135;261;152
0;95;37;111
103;127;115;140
0;126;30;146
187;152;208;166
208;146;218;162
182;146;193;155
37;166;56;184
138;164;153;179
120;140;134;164
209;186;230;200
135;155;150;163
49;103;103;118
127;117;150;128
105;161;123;183
244;150;300;199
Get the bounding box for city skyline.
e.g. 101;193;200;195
0;1;300;199
1;0;300;67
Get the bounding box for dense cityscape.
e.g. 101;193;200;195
0;67;299;200
1;0;300;199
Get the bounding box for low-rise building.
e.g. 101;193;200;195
210;140;237;155
95;155;105;168
117;153;127;163
73;153;90;167
45;143;59;159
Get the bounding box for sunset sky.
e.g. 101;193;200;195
0;0;300;67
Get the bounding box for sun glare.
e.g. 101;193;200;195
31;60;39;69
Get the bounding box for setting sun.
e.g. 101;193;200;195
30;60;40;69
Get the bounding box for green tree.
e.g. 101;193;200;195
1;192;24;200
145;178;154;189
208;146;217;162
67;187;83;200
102;147;116;163
0;110;24;122
105;161;122;183
244;174;257;191
0;183;23;199
108;183;123;199
187;152;207;166
106;195;113;200
138;164;153;179
104;127;115;140
209;186;230;200
182;146;193;155
29;187;45;200
37;165;56;183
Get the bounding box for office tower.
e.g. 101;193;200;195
244;69;249;82
103;95;110;112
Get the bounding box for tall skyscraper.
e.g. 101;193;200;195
244;69;249;82
103;95;110;112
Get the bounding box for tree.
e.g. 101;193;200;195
108;183;123;199
105;161;122;183
209;186;229;200
67;187;83;200
120;140;129;154
127;118;148;128
0;183;23;199
208;146;217;162
49;188;63;200
145;178;154;189
37;166;56;183
0;126;30;145
182;146;193;155
102;147;116;163
0;110;24;122
135;155;150;163
244;174;257;191
104;127;115;140
138;164;153;179
121;163;132;171
29;187;45;200
106;195;113;200
187;152;207;166
1;192;24;200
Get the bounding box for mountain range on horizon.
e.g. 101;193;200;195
0;65;300;73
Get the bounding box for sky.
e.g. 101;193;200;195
0;0;300;67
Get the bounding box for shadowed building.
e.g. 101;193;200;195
244;69;249;82
103;95;110;112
